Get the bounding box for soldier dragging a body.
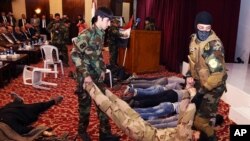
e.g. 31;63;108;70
71;7;120;141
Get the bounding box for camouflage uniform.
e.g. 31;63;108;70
71;26;111;136
47;20;69;65
85;83;196;141
107;22;123;66
187;30;227;138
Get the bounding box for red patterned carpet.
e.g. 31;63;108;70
0;47;233;141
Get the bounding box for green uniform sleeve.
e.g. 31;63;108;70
71;32;91;78
203;40;226;90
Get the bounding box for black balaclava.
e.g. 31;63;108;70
195;11;213;41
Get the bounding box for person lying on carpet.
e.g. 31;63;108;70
122;77;195;108
124;76;185;89
123;81;183;96
0;92;63;140
83;82;197;141
134;88;193;120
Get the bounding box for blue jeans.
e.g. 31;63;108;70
134;102;175;120
132;85;165;96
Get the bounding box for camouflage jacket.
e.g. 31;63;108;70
107;25;123;45
71;26;106;78
187;30;227;90
47;20;68;44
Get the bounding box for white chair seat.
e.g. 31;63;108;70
23;65;58;90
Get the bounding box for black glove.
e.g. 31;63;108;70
191;87;207;109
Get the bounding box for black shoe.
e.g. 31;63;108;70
10;92;24;103
208;135;217;141
99;133;120;141
52;96;64;105
79;132;91;141
121;95;133;103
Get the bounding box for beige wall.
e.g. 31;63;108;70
49;0;62;16
122;2;130;23
11;0;90;21
85;0;92;26
12;0;26;19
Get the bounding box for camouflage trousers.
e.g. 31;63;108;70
52;43;69;65
194;84;226;137
109;44;118;66
85;83;196;141
76;75;111;135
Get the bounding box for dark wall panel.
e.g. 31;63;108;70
62;0;85;39
0;0;12;13
98;0;111;8
62;0;85;22
25;0;50;19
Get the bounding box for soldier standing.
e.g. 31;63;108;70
186;11;227;141
71;7;120;141
107;19;123;67
47;13;69;67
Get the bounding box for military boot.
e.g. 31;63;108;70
79;132;91;141
207;135;217;141
99;133;120;141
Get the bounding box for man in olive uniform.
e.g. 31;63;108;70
107;18;123;67
47;13;69;67
186;11;227;141
71;7;120;141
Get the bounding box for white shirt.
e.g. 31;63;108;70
2;16;7;23
42;19;46;28
22;19;26;26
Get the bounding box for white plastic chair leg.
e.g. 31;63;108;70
54;64;58;78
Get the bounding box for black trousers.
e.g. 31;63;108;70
0;100;55;134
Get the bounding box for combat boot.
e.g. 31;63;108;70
99;133;120;141
79;132;91;141
208;135;217;141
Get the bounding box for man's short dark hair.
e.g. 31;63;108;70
55;13;60;17
95;7;113;19
91;16;97;25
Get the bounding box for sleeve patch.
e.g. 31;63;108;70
208;58;218;69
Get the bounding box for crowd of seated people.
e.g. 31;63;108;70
0;11;76;56
0;13;42;52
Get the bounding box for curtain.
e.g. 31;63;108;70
136;0;240;72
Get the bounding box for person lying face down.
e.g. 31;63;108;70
84;82;197;141
0;92;63;140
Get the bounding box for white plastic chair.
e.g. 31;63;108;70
23;65;58;90
40;45;64;78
